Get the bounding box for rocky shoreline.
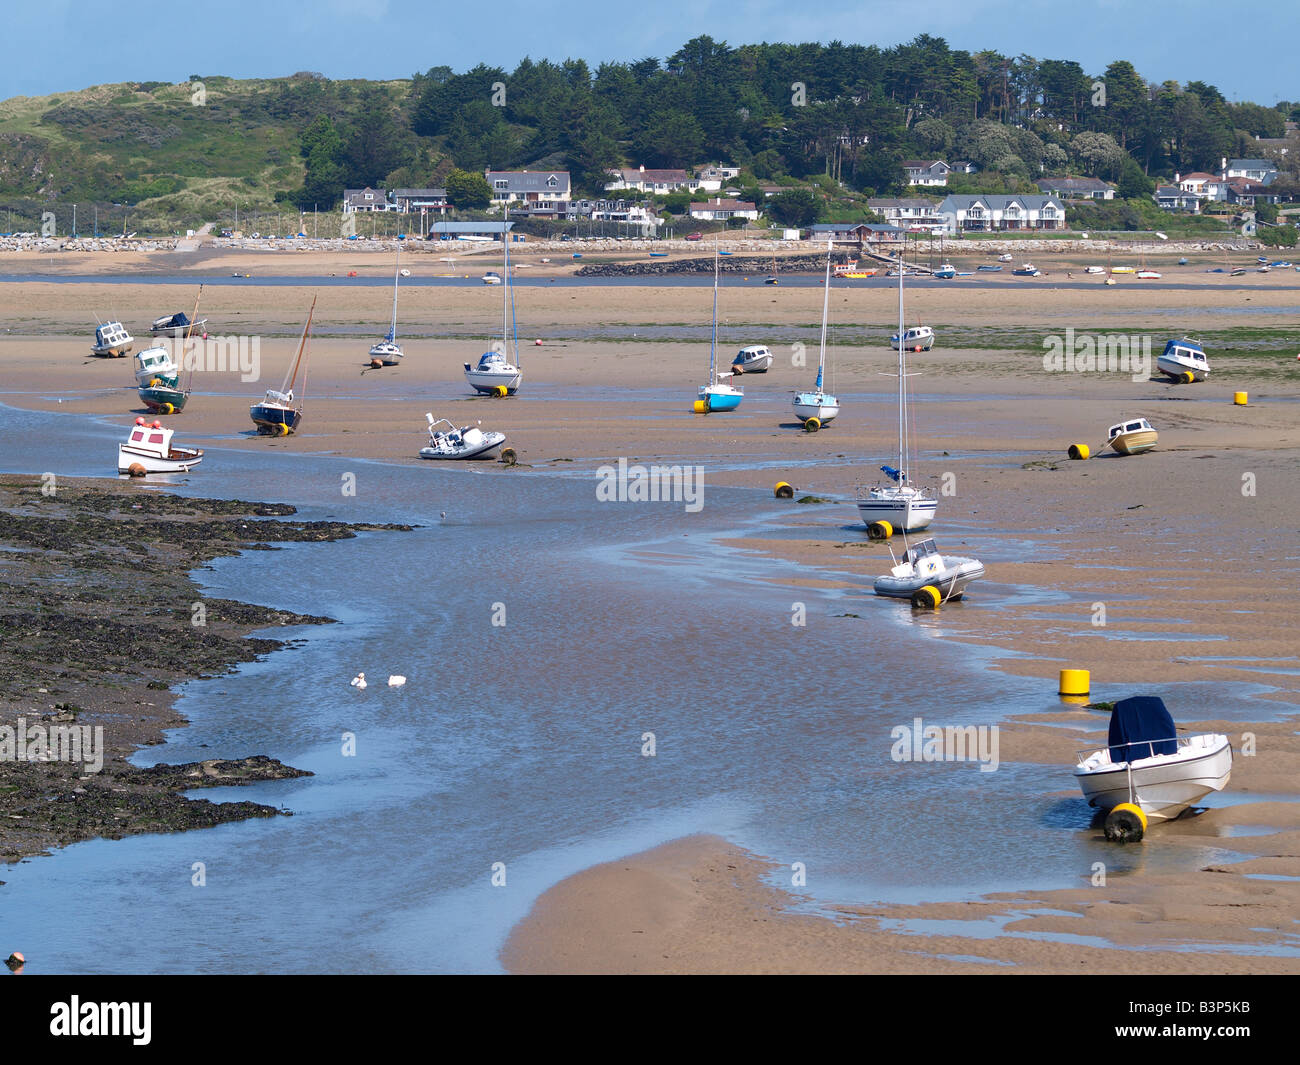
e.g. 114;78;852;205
0;476;411;872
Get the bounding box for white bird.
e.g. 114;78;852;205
388;675;406;687
350;672;367;689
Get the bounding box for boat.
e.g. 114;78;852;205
251;297;314;435
117;417;203;474
695;248;742;412
1106;417;1158;455
1084;266;1106;275
732;345;774;374
1012;263;1041;277
873;537;984;606
1074;696;1232;826
976;264;1002;272
1110;265;1136;275
368;249;404;366
134;344;180;388
1230;268;1247;277
933;263;956;279
792;244;839;430
1136;269;1162;280
649;251;668;258
464;243;523;396
91;320;133;358
419;414;506;460
832;260;860;277
891;324;934;352
1156;338;1210;382
764;255;779;284
150;310;207;338
481;272;502;285
137;287;202;414
997;253;1013;262
858;250;938;532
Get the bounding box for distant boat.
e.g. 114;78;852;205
1157;338;1210;382
1084;265;1106;275
976;264;1002;272
465;241;522;395
481;272;502;285
117;417;203;474
732;345;774;374
1107;417;1158;455
764;255;779;284
933;263;956;279
997;253;1013;262
137;286;202;415
695;247;742;412
1136;269;1162;279
369;248;404;366
251;296;314;435
891;324;934;352
1110;265;1136;275
649;251;668;258
150;309;206;337
792;243;839;430
91;320;133;358
419;414;505;460
1012;263;1041;276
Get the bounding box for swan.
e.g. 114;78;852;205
350;672;367;689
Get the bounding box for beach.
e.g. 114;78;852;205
1;239;1297;973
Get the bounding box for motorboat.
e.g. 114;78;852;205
368;249;404;365
1107;417;1158;455
1012;263;1041;277
1075;696;1232;825
997;253;1013;262
133;344;180;388
873;537;984;606
1084;265;1106;275
933;263;956;279
1136;269;1161;279
695;247;742;412
1110;265;1136;275
732;345;774;373
91;321;133;358
792;244;839;429
976;264;1002;272
890;324;934;351
1157;338;1210;382
465;243;523;395
481;272;502;285
418;414;505;460
117;417;203;473
251;297;314;435
150;311;207;337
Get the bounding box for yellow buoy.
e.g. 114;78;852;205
804;416;821;432
500;447;517;466
911;585;942;609
693;399;709;414
867;520;893;541
1059;668;1090;696
492;385;508;398
279;423;291;436
1105;802;1147;842
1067;443;1090;460
1234;391;1248;405
160;403;174;415
1181;370;1194;384
773;482;794;499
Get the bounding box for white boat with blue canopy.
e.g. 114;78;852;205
696;246;742;412
465;240;522;395
1156;338;1209;382
92;320;134;358
792;242;838;430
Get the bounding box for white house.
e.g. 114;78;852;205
935;194;1066;234
902;160;952;187
606;167;700;194
867;198;943;229
693;163;741;191
485;170;572;214
1036;177;1115;200
1224;158;1278;184
342;188;396;213
389;188;450;215
1175;172;1219;199
688;198;758;222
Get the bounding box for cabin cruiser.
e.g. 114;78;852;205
150;311;206;338
117;418;203;473
465;349;522;395
890;325;934;351
134;344;181;388
91;321;133;358
1157;338;1209;382
1107;417;1158;455
731;345;774;373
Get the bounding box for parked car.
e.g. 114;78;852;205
685;232;703;241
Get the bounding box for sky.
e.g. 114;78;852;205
2;0;1294;105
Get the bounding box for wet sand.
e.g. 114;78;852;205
2;242;1297;972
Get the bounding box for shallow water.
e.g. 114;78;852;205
0;403;1286;972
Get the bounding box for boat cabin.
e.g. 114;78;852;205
474;351;511;370
126;418;172;456
1161;340;1207;367
1108;418;1153;440
262;389;294;406
95;322;131;347
901;538;939;566
135;345;178;380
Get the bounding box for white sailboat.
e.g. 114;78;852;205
694;246;742;412
464;239;522;396
857;247;937;534
369;248;403;366
792;242;839;430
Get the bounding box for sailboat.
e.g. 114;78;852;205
792;243;839;430
464;239;522;395
857;248;937;533
369;248;403;366
138;286;202;415
694;247;742;412
764;255;778;285
251;296;314;435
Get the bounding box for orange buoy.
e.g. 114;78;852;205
127;463;147;477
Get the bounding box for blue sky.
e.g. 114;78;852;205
4;0;1294;104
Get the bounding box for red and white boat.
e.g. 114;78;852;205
117;418;203;474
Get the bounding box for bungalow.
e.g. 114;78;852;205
1154;185;1200;212
688;198;758;222
1036;176;1115;200
694;164;741;192
606;167;700;194
1225;179;1281;206
902;160;951;187
342;187;396;213
485;170;572;214
867;198;943;229
807;222;904;243
425;221;515;242
389;188;450;215
1224;158;1278;184
935;194;1066;234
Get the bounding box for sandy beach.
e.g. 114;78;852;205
2;240;1297;973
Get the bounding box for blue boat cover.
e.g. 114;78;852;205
1108;696;1177;762
880;465;903;482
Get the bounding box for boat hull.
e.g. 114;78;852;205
700;387;742;412
874;557;984;600
92;344;132;358
370;341;403;366
1156;356;1208;382
464;367;521;394
793;393;838;423
732;355;773;373
1109;430;1158;455
250;403;301;435
139;385;188;414
420;432;505;460
857;491;937;532
890;330;934;351
1074;735;1232;822
117;444;203;474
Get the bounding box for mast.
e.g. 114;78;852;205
502;231;509;358
283;296;316;394
389;246;399;342
815;241;831;392
183;285;203;391
897;239;908;486
709;245;718;385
